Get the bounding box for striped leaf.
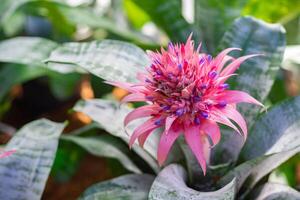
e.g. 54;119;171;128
249;182;300;200
149;164;236;200
61;134;141;173
212;16;286;163
0;119;65;200
219;146;300;196
240;96;300;161
0;37;57;66
79;174;154;200
46;39;150;83
73;99;160;173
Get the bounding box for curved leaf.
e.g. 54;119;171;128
249;182;300;200
79;174;154;200
240;96;300;161
0;119;65;199
0;37;57;66
219;146;300;196
61;134;141;173
212;16;286;164
149;164;236;200
73;99;159;173
46;39;150;83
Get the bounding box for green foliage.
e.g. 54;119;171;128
149;164;236;200
0;119;65;199
0;0;299;199
79;174;154;200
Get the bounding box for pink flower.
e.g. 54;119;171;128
107;35;263;174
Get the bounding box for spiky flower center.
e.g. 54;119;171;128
144;44;228;125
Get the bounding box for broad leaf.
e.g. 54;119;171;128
240;96;300;161
219;146;300;196
195;0;248;53
0;119;65;199
73;99;160;172
212;16;286;163
0;37;57;66
61;134;141;173
219;16;285;123
132;0;202;44
248;182;300;200
46;39;150;83
79;174;154;200
149;164;236;200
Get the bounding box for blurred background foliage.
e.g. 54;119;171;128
0;0;299;199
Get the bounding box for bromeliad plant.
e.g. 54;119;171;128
0;3;299;200
107;35;263;174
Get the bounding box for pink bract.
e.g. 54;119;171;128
107;35;263;174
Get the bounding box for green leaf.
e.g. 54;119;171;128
195;0;248;53
248;182;300;200
73;99;160;173
46;39;150;83
240;96;300;161
242;0;300;24
79;174;154;200
219;146;300;196
149;164;236;200
132;0;201;44
0;64;47;101
61;134;141;173
0;119;65;199
212;16;286;163
48;72;81;100
0;37;57;66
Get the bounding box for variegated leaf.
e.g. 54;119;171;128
149;164;236;200
0;119;65;200
61;134;141;173
73;99;159;173
46;39;150;83
0;37;57;66
249;182;300;200
212;16;286;164
219;146;300;196
79;174;154;200
240;96;300;161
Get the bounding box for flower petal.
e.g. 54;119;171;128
220;54;260;77
214;48;241;71
209;110;242;135
0;149;16;158
138;129;153;148
121;93;147;104
219;105;248;139
184;125;210;175
124;105;160;126
129;117;161;148
200;120;221;147
157;121;181;166
217;90;263;107
104;80;138;93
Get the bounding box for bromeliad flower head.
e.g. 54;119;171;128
107;35;263;174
